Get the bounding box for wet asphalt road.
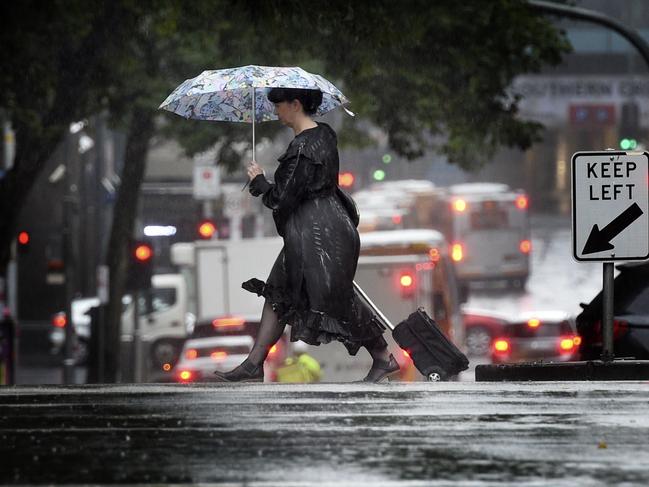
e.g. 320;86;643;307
2;382;649;486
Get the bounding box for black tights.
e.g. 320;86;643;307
247;300;390;366
248;301;286;366
362;334;391;362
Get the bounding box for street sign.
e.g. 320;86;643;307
572;150;649;261
193;166;220;200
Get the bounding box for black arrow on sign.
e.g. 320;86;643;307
582;202;644;255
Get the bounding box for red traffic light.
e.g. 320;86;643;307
515;195;529;210
134;243;153;262
127;239;154;291
17;231;30;245
198;220;217;239
338;172;355;188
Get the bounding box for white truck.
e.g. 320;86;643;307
169;238;289;382
49;273;190;370
170;238;284;323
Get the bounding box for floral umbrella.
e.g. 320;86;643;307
159;65;352;160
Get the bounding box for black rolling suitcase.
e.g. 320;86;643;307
353;282;469;381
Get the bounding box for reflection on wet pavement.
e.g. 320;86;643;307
1;382;649;485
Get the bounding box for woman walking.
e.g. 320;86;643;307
213;87;399;383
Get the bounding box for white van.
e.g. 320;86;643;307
49;274;189;368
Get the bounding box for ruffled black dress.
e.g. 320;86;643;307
244;123;385;355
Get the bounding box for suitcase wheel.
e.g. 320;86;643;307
426;367;447;382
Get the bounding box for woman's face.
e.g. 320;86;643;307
273;100;298;126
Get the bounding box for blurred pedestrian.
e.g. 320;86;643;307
213;87;399;383
276;341;322;383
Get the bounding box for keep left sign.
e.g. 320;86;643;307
572;151;649;262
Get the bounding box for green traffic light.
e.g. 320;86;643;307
382;154;392;164
620;138;637;150
373;169;386;181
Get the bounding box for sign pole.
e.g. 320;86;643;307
601;262;615;361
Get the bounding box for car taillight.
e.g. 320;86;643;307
527;318;540;329
52;313;67;328
399;273;414;288
185;348;198;360
593;319;629;341
212;316;246;331
162;363;172;371
515;195;529;210
613;320;629;339
178;370;193;382
453;199;467;212
451;243;464;262
210;351;228;361
402;350;411;359
493;338;510;354
399;272;416;298
519;240;532;254
268;344;278;356
559;335;578;354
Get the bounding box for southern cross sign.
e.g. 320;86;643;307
572;150;649;262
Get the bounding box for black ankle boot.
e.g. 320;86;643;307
213;359;264;383
362;354;400;383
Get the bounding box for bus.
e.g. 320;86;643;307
414;183;531;288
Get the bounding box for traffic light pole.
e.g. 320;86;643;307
132;290;143;382
63;133;80;384
127;240;154;383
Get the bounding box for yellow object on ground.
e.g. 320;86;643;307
276;354;322;383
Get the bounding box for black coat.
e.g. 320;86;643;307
244;123;384;354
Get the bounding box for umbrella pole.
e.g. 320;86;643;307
251;86;256;162
241;87;256;192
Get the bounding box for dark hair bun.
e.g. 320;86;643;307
267;88;323;115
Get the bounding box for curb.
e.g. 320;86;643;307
475;360;649;381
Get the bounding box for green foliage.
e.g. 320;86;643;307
1;0;570;173
258;0;572;167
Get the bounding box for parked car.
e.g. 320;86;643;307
491;310;580;364
173;315;290;383
577;262;649;360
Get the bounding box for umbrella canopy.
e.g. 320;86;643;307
159;65;351;123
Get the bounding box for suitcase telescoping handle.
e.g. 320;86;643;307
353;281;395;332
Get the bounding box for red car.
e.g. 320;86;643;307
463;308;509;356
463;308;580;363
